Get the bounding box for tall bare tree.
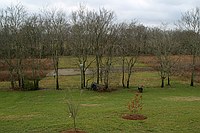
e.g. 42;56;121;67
0;4;27;89
42;9;68;90
70;6;95;89
118;22;142;88
90;8;115;84
20;14;44;89
102;24;119;90
149;26;180;88
0;7;16;88
178;7;200;86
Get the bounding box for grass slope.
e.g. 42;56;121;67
0;83;200;133
0;56;200;133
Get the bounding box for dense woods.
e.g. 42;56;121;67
0;4;200;90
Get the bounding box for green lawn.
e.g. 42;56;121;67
0;56;198;133
0;71;200;133
59;56;78;68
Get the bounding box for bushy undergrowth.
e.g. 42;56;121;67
23;80;39;91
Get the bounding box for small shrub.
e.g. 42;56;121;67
66;90;82;132
22;79;40;91
23;80;35;91
67;99;79;132
128;93;143;114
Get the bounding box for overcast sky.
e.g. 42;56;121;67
0;0;199;28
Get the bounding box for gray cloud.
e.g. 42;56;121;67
0;0;199;27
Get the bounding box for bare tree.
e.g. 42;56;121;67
149;26;180;88
90;8;115;84
119;22;142;88
102;24;119;90
42;9;68;90
70;6;95;89
0;4;27;89
0;8;16;88
116;22;128;88
70;7;116;89
20;14;44;89
178;7;200;86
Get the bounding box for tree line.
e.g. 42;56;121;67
0;4;200;90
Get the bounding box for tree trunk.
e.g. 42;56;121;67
190;54;195;87
190;71;194;86
104;69;109;90
9;68;15;89
122;57;125;88
167;75;170;86
11;78;15;89
55;54;60;90
34;79;39;89
21;77;24;89
18;71;24;89
126;73;131;88
56;73;59;90
96;55;100;84
83;70;86;88
56;60;59;90
32;61;36;89
80;67;84;89
161;77;165;88
100;67;103;83
18;77;21;88
126;80;130;88
17;58;24;89
126;62;135;88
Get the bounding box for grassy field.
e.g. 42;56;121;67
0;56;200;133
0;83;200;133
1;71;200;133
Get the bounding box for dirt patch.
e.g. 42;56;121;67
0;113;40;120
122;114;147;120
80;104;99;107
61;129;86;133
163;96;200;102
46;69;92;76
46;67;154;77
88;96;106;101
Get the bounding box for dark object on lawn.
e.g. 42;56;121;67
91;82;98;91
90;82;105;91
122;114;147;120
138;86;143;93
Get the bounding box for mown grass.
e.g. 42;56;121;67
59;56;78;68
0;56;199;133
0;85;200;133
40;71;160;90
0;70;200;133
